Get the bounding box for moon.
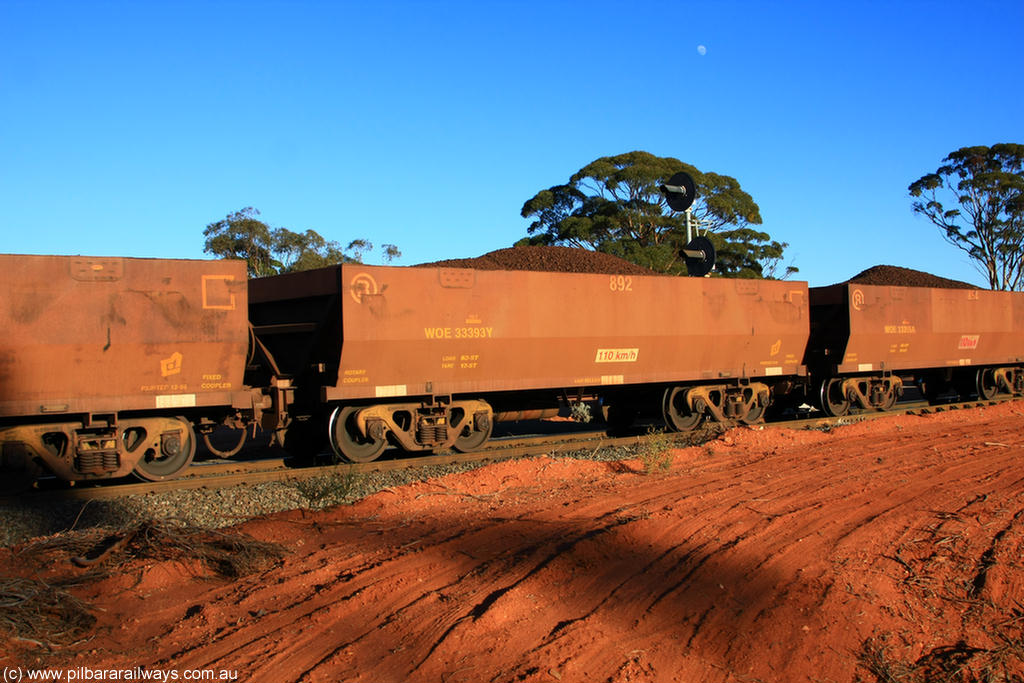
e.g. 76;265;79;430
697;45;707;56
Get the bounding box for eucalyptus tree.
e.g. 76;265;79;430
519;151;795;278
203;207;401;277
909;144;1024;290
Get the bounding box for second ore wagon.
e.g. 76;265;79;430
248;264;810;462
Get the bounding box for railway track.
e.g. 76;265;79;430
4;397;1009;503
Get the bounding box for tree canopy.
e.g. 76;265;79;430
203;208;400;277
518;151;795;278
909;144;1024;290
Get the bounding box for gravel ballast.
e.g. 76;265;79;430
0;462;485;547
0;427;719;548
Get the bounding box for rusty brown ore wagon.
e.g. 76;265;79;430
6;252;1024;483
248;264;811;462
0;255;258;482
805;283;1024;415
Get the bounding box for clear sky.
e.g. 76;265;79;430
2;0;1021;287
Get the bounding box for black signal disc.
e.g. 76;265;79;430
683;235;716;277
661;171;697;212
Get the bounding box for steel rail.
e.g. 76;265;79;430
4;397;1011;503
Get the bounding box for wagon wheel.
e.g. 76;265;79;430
452;409;493;453
818;378;850;417
739;396;767;425
878;384;899;411
134;417;196;481
662;387;703;432
976;368;999;401
329;406;387;463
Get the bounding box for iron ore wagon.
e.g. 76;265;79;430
0;255;256;483
248;264;811;462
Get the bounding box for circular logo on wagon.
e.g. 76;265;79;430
852;288;865;311
350;273;378;303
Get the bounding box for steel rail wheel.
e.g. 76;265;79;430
739;398;767;424
819;378;850;417
452;409;492;453
134;417;197;481
329;406;387;463
662;387;703;432
879;385;899;411
977;368;999;400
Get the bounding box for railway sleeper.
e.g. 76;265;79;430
330;399;494;463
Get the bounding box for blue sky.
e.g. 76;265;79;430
2;0;1021;287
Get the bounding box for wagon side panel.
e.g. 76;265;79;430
930;288;1022;367
327;266;809;401
834;284;1024;373
0;255;249;418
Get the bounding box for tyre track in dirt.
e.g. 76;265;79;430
11;402;1024;682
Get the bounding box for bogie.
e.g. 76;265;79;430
327;399;495;463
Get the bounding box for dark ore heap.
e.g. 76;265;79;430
417;246;658;275
840;265;979;289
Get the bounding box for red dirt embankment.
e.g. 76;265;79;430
5;403;1024;682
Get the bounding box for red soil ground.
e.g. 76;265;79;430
4;402;1024;682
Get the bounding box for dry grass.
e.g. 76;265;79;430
78;518;289;578
859;634;1023;683
0;577;95;647
2;519;288;650
857;504;1024;683
858;636;915;683
289;470;360;508
20;518;287;578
